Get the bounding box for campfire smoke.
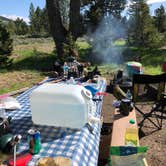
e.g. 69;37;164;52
88;15;127;64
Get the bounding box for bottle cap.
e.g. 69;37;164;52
129;119;135;124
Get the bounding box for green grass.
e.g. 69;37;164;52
0;70;44;94
113;39;126;46
0;36;166;94
76;39;91;61
123;47;166;75
98;64;119;75
0;37;56;94
143;65;163;75
0;38;91;94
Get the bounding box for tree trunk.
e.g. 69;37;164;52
46;0;67;57
69;0;81;40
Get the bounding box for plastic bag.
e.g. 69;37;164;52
0;97;21;110
109;146;148;166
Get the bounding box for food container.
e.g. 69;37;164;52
126;61;143;77
30;83;94;129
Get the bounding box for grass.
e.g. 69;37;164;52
113;39;126;46
98;64;119;76
0;37;55;94
123;47;166;75
0;70;44;94
0;37;91;94
76;38;91;61
0;36;166;94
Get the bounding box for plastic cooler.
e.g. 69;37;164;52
126;61;143;77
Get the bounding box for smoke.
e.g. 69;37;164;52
87;15;127;64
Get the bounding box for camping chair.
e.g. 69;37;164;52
132;73;166;129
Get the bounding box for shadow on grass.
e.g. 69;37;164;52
78;47;92;62
9;51;56;72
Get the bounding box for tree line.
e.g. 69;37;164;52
6;3;50;36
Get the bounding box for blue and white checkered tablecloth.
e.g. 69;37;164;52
6;79;106;166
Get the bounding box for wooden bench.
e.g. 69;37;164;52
110;108;148;166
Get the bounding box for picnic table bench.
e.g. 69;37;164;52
110;108;148;166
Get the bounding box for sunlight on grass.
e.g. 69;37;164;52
0;70;44;94
98;64;119;75
113;39;126;46
143;65;163;75
76;40;91;49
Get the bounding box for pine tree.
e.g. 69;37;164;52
127;0;159;48
29;2;36;35
154;5;166;33
14;18;29;35
0;22;13;67
7;21;16;35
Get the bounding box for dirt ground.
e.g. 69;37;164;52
98;76;166;166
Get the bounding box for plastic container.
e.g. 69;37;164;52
126;61;143;77
0;104;6;118
67;77;76;84
125;127;138;146
126;89;132;100
30;83;94;129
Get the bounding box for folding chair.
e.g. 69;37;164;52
132;73;166;129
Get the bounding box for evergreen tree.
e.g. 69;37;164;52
14;18;29;35
84;0;126;31
127;0;159;48
0;22;13;67
154;5;166;33
7;21;16;35
29;2;36;35
29;3;50;36
41;7;50;35
34;7;43;34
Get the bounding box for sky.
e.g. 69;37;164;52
0;0;45;23
0;0;166;23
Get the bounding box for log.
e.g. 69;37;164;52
113;85;126;100
5;87;29;96
49;78;64;84
36;77;49;85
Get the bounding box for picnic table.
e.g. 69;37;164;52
4;78;106;166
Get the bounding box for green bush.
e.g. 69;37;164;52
0;23;13;67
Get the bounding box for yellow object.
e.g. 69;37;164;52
125;128;138;146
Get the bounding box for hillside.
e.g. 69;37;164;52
0;15;12;23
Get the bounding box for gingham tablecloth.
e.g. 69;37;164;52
6;79;106;166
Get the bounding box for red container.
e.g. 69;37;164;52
162;62;166;72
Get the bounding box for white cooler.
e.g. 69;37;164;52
30;83;95;129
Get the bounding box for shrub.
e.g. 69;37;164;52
0;23;13;67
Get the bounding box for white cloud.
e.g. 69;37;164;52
2;14;29;24
147;0;166;4
126;0;166;8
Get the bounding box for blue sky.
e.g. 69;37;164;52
0;0;45;22
0;0;166;23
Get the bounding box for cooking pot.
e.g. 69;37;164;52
0;116;11;136
120;99;133;116
0;133;14;153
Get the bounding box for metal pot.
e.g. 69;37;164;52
0;117;11;136
0;133;14;153
120;99;132;116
